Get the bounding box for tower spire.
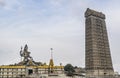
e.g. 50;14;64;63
50;48;53;59
49;48;54;66
49;48;54;73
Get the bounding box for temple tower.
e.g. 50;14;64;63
49;48;54;73
85;8;114;78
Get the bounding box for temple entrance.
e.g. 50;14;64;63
28;69;33;75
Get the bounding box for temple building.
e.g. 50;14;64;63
0;44;64;78
85;8;114;78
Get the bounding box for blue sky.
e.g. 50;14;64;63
0;0;120;73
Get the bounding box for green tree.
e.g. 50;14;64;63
64;64;75;76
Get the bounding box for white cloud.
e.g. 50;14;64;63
0;0;5;6
1;0;22;11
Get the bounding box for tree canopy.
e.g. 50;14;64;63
64;64;75;76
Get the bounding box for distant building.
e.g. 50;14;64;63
0;45;64;78
85;8;114;78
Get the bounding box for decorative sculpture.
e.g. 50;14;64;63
20;44;33;63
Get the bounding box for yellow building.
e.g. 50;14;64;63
0;45;64;78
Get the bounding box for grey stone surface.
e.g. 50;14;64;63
85;8;114;78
